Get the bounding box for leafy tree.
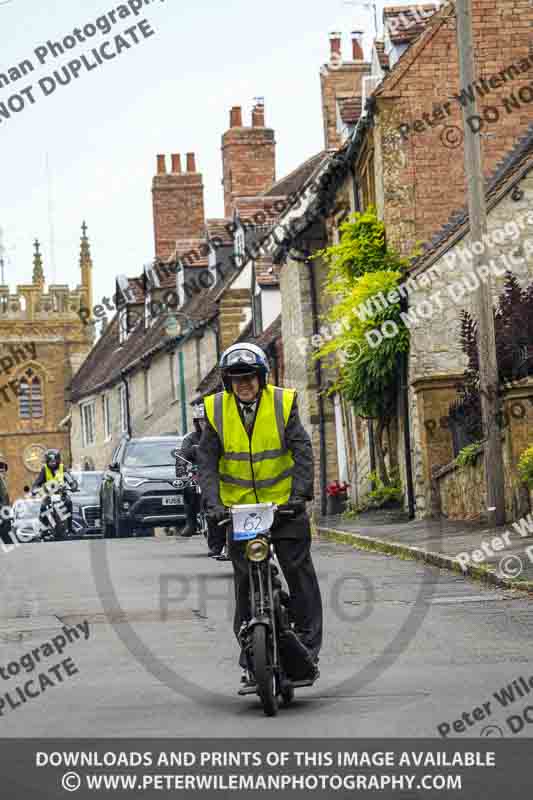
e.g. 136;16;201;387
314;208;412;485
451;272;533;443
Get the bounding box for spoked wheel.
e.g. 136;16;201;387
252;625;278;717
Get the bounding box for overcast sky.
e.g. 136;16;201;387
0;0;416;310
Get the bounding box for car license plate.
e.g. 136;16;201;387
162;495;182;506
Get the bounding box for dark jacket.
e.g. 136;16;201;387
0;475;9;509
32;467;78;493
197;390;314;509
179;430;202;465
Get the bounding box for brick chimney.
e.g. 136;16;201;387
221;102;276;218
320;31;371;150
152;152;205;261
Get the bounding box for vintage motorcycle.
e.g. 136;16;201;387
32;485;72;541
221;502;319;717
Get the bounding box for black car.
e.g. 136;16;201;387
100;436;185;538
70;471;104;538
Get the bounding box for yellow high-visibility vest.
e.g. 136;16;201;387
44;463;64;485
204;385;295;506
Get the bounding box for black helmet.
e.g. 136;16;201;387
219;343;269;392
45;449;61;469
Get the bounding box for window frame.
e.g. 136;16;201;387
81;400;96;447
118;384;128;434
102;393;112;441
18;372;44;419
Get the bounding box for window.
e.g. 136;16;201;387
119;384;128;434
176;260;184;306
234;224;245;265
143;368;152;416
102;394;112;440
19;371;43;419
81;401;96;447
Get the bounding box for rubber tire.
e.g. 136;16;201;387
280;685;294;707
252;625;278;717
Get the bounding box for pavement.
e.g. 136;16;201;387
1;532;532;738
318;509;533;592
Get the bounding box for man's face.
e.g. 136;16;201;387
231;373;260;402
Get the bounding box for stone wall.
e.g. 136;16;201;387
280;248;340;514
434;382;533;522
407;170;533;515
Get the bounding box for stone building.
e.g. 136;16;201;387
261;0;533;519
68;101;320;468
0;227;93;497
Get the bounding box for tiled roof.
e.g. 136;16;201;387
374;40;389;70
234;197;284;225
383;4;438;45
412;123;533;274
263;152;327;198
195;315;282;399
206;218;233;246
338;96;362;126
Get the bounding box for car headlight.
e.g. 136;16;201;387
123;477;147;488
245;538;269;562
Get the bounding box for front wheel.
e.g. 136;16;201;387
252;625;278;717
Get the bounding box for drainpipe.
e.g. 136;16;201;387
307;256;328;518
121;372;132;437
288;248;328;516
350;164;377;479
399;299;416;519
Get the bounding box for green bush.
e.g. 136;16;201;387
455;442;483;467
517;445;533;487
343;470;403;515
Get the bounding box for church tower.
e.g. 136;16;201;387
80;221;93;315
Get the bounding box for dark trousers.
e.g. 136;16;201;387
229;511;323;663
183;485;200;530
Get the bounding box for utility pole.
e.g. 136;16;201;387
455;0;506;526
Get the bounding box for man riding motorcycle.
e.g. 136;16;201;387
0;458;11;545
31;449;78;535
197;343;323;683
177;404;206;538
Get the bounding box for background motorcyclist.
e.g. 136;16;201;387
0;457;11;545
198;343;323;679
31;449;78;535
177;404;205;537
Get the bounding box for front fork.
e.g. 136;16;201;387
241;560;279;673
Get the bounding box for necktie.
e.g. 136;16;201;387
242;404;255;434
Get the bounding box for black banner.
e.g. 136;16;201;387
0;739;530;798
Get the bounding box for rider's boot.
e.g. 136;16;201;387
179;502;196;537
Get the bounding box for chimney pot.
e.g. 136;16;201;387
171;153;182;173
252;101;265;127
186;152;196;172
351;30;364;60
329;31;342;58
156;154;166;174
230;106;243;128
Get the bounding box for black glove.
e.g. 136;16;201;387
206;506;228;525
278;496;307;516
